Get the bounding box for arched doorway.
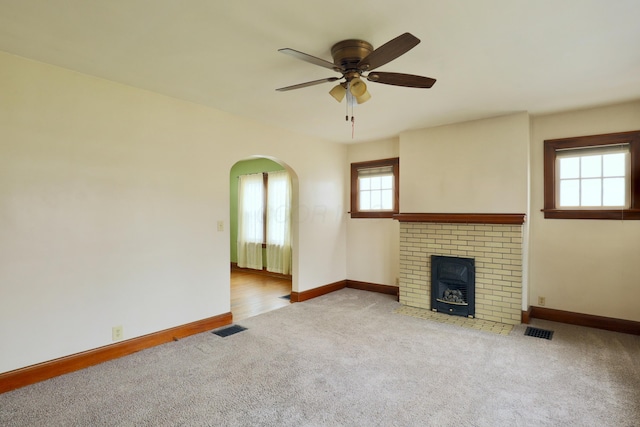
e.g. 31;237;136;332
229;156;298;321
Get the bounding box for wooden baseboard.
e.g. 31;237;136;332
289;279;399;303
346;280;399;297
529;306;640;336
0;312;232;394
290;280;347;302
521;307;533;324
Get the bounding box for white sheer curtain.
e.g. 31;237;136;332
266;170;292;275
237;173;264;270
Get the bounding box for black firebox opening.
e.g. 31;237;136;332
431;255;475;318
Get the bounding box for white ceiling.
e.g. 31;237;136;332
1;0;639;143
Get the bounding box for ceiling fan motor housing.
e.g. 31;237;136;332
330;39;373;71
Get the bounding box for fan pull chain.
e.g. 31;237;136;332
345;81;350;122
352;92;356;138
344;81;355;138
351;115;355;139
350;82;356;138
345;95;348;121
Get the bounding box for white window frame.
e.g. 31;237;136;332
555;144;630;209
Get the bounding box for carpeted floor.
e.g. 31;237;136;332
1;288;639;426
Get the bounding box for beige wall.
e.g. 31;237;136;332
0;52;347;373
529;101;640;322
399;112;530;213
346;138;400;285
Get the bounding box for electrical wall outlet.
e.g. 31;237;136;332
395;277;400;286
217;220;224;232
538;296;546;306
112;326;123;341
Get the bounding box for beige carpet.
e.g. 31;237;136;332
1;288;639;426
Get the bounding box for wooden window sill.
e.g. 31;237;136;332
541;209;640;220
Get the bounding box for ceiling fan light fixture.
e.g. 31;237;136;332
329;83;346;102
349;77;367;97
356;90;371;104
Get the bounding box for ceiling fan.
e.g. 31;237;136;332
276;33;436;105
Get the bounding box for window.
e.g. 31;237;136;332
543;130;640;220
350;157;399;218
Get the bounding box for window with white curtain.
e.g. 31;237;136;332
266;170;292;275
237;170;292;274
237;173;264;270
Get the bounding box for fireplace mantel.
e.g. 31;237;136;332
393;213;526;225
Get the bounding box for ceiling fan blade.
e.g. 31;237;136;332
357;33;420;71
276;77;340;92
367;72;436;88
278;48;341;71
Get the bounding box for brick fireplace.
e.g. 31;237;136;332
395;213;525;325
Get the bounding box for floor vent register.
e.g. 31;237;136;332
213;325;247;338
524;326;554;340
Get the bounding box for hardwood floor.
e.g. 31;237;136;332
231;268;292;321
